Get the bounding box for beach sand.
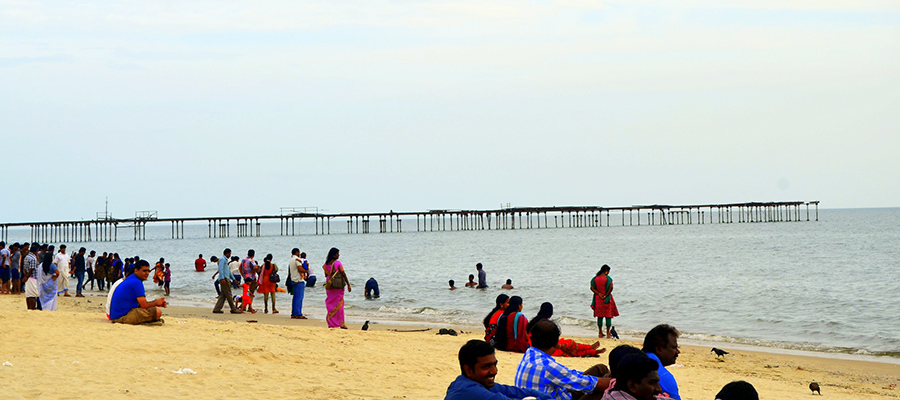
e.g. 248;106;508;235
0;295;897;399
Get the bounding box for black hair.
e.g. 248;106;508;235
247;249;255;257
449;279;455;286
505;279;512;284
597;264;611;276
468;274;475;280
136;259;151;269
493;296;523;350
264;254;273;264
527;302;554;333
292;248;300;255
231;256;239;262
199;254;203;257
458;340;495;376
325;247;339;265
482;294;510;328
642;324;680;354
41;252;53;274
529;319;561;350
224;248;232;255
79;247;86;252
715;381;759;400
608;345;643;378
612;352;659;391
476;263;483;269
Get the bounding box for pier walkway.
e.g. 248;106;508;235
0;201;819;243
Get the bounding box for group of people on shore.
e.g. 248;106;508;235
444;263;757;400
446;323;758;400
208;246;353;328
1;241;147;311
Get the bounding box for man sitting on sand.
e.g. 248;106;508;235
515;320;610;400
445;339;552;400
600;352;661;400
109;260;167;324
641;324;681;400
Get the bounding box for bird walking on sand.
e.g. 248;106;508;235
809;382;821;395
361;320;370;331
610;326;620;340
711;347;729;359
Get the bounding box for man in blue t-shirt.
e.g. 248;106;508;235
641;324;681;400
445;340;551;400
110;260;167;324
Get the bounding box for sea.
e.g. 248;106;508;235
6;207;899;363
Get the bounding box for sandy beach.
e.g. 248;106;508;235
0;295;897;399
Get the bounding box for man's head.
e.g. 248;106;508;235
223;248;232;257
608;345;643;378
468;274;475;282
247;249;255;258
715;380;759;400
79;247;86;254
292;248;300;256
60;244;66;253
642;324;680;366
210;256;219;263
0;241;6;249
89;250;96;256
458;340;498;388
612;353;661;400
505;279;512;285
300;252;306;258
530;319;561;352
134;260;151;281
198;254;203;258
476;263;483;270
11;243;18;251
449;279;455;287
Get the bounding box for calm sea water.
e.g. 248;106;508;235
9;208;899;360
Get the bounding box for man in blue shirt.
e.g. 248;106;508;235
109;260;167;324
445;339;551;400
213;248;242;314
641;324;681;400
515;320;610;400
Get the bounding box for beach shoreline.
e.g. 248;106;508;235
2;295;898;399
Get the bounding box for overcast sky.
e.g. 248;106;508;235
2;1;898;223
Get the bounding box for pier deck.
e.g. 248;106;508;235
0;201;819;242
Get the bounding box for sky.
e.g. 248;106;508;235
2;0;898;223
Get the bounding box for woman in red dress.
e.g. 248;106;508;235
591;264;619;339
257;254;279;314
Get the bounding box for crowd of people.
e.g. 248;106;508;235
443;262;758;400
446;323;759;400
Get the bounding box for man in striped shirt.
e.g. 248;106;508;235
514;320;609;400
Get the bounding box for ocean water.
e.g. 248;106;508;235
8;208;899;360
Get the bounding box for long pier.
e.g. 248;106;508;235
0;201;819;243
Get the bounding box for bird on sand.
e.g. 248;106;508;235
610;326;620;340
711;347;729;359
361;320;369;331
809;382;821;395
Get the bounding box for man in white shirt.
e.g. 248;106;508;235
54;245;71;297
288;248;308;319
85;251;96;291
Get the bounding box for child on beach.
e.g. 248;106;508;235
163;263;171;296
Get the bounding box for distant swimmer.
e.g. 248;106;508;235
465;274;477;288
365;277;380;299
476;263;487;289
448;279;457;290
501;279;514;290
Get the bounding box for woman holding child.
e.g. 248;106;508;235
591;264;619;339
323;247;351;329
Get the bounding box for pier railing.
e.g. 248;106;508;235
0;201;819;243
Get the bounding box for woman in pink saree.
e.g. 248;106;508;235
323;247;351;329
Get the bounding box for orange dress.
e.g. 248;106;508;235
257;263;276;294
